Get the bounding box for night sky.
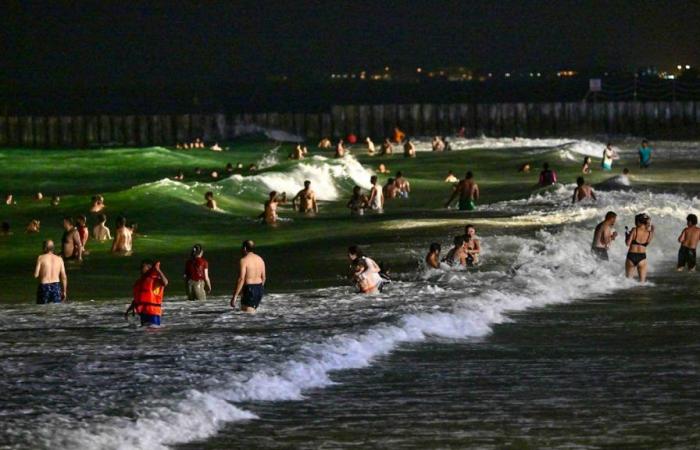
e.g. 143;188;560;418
5;1;700;86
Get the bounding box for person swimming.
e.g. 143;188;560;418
90;195;105;213
444;170;459;183
442;235;467;267
463;224;481;266
26;219;40;234
425;243;441;269
205;191;218;210
572;177;597;203
625;213;654;282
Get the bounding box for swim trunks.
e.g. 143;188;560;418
459;199;476;211
36;282;62;304
242;284;264;309
602;161;612;171
399;191;409;199
626;252;646;266
592;247;609;261
678;246;697;270
140;313;161;327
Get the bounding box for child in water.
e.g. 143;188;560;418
425;243;441;269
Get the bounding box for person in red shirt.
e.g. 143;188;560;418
76;214;89;254
184;244;211;300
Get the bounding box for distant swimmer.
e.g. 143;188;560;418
443;137;453;152
582;156;592;174
205;191;218;210
61;217;83;261
366;137;376;155
34;192;43;201
625;213;654;282
518;163;531;173
591;211;618;260
367;175;384;213
51;195;60;206
602;143;615;171
262;191;286;225
125;260;169;327
290;144;305;160
383;178;398;200
34;240;67;304
225;163;234;174
211;142;223;151
392;127;405;144
442;235;467;267
572;177;597;203
445;171;479;211
4;193;13;205
292;180;318;214
93;214;112;241
318;138;332;149
394;171;411;199
184;244;211;300
444;170;459;183
425;243;441;269
538;163;558;186
463;224;481;266
347;186;368;216
638;139;653;168
173;170;185;180
231;240;266;313
112;216;133;253
90;195;105;213
348;246;383;294
381;138;394;156
76;214;89;251
677;214;699;272
210;171;219;179
335;139;346;158
403;139;416;158
377;163;389;174
432;136;445;152
26;219;40;234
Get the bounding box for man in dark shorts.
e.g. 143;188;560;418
34;240;68;304
591;211;618;260
231;240;266;313
677;214;699;272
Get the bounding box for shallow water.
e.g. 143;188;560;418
1;183;698;449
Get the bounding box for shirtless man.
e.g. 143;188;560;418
204;191;218;210
432;136;445;152
383;178;398;200
444;170;458;183
463;224;481;266
262;191;286;225
591;211;618;261
34;240;67;304
677;213;700;272
445;171;480;211
394;172;411;199
367;175;384;213
403;139;416;158
318;138;332;149
572;177;597;203
112;216;133;253
61;217;83;261
90;195;105;213
93;214;112;241
292;180;318;214
425;243;441;269
231;240;266;313
290;145;304;160
381;138;394;156
442;236;468;266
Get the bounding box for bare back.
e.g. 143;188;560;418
241;253;266;285
35;253;65;284
680;226;700;249
459;180;478;201
113;227;133;252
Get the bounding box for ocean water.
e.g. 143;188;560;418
1;175;698;449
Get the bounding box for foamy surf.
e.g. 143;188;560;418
25;189;695;450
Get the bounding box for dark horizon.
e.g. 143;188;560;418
4;1;700;88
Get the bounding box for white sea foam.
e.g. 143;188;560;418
52;189;698;450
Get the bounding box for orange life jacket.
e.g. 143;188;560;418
133;268;164;316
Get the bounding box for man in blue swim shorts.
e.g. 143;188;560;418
34;240;67;304
231;240;266;313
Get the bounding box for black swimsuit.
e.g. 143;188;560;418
627;232;650;266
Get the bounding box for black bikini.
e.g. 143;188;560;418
627;231;650;266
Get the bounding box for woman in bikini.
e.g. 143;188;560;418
625;213;654;282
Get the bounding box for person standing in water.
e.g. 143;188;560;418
93;214;112;241
442;236;468;266
112;216;133;253
34;240;67;304
677;214;699;272
125;260;169;327
403;139;416;158
347;186;368;216
366;137;376;155
445;171;479;211
335;139;345;158
367;175;384;213
262;191;286;225
231;240;266;313
625;213;654;282
638;139;653;168
394;171;411;199
591;211;618;260
204;191;218;210
292;180;318;214
348;246;383;294
61;217;83;261
425;243;441;269
572;177;597;203
381;138;394;155
602;143;615;171
184;244;211;300
538;163;558;186
463;224;481;266
76;214;89;253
